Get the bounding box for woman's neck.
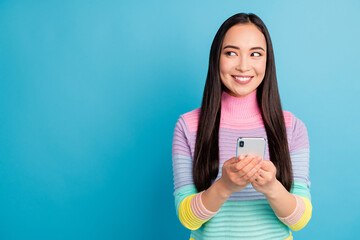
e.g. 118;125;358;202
220;89;262;120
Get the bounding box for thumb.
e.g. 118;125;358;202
224;157;238;167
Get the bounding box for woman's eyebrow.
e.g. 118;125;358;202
223;45;265;51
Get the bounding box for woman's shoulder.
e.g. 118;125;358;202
283;110;308;129
282;110;294;128
282;110;308;129
176;107;201;133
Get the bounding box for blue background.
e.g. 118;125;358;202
1;0;359;239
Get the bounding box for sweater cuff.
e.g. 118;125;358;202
277;194;305;226
190;191;220;220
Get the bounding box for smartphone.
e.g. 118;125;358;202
236;137;266;160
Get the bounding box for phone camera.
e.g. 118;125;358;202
239;141;244;147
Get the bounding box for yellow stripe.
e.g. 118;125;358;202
288;196;312;231
283;231;293;240
179;194;208;230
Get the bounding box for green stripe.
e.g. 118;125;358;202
190;199;290;240
291;180;311;200
174;182;310;239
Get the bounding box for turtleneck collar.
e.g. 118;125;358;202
220;89;262;120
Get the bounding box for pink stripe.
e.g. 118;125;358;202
182;108;201;132
220;117;264;130
190;191;219;220
182;108;293;132
283;111;293;127
277;194;305;226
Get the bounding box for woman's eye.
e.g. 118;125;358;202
226;51;236;56
251;52;262;57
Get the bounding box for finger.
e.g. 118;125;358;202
253;173;265;185
234;154;259;173
260;159;273;171
258;168;272;179
249;172;259;182
242;160;263;181
238;156;262;175
237;154;245;162
229;155;252;172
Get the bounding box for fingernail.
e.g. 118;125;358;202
240;155;245;160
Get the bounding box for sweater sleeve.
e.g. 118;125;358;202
172;116;213;230
282;115;312;231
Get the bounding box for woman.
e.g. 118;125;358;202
172;13;311;240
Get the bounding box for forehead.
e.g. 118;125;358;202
222;23;266;50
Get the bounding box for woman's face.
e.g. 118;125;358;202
219;23;267;97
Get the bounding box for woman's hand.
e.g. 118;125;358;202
251;159;279;196
218;154;263;197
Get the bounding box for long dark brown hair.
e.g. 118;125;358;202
193;13;293;193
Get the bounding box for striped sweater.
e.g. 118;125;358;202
172;89;312;240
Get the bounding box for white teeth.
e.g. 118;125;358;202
235;76;252;81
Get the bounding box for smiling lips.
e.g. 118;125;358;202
232;75;254;84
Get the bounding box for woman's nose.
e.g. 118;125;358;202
235;56;250;72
